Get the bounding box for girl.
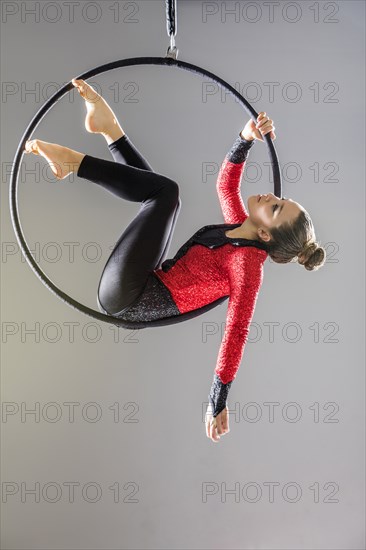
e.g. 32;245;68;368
25;79;326;443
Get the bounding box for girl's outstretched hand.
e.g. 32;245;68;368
241;112;276;142
206;403;230;442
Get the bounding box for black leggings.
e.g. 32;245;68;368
77;134;181;316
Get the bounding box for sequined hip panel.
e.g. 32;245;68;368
106;272;181;322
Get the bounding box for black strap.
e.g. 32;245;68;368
165;0;176;37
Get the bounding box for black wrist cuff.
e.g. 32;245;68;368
226;133;255;164
208;373;233;417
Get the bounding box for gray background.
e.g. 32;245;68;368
1;1;365;548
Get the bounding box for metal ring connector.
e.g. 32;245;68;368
166;34;178;59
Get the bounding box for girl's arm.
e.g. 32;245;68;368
215;112;275;225
216;134;255;224
208;251;265;418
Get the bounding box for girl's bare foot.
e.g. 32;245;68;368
24;139;85;180
72;78;124;144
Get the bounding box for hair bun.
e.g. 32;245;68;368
298;241;326;271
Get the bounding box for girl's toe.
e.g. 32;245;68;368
72;79;83;88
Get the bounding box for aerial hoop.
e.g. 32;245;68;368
9;56;282;328
9;1;282;328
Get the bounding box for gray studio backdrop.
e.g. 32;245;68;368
1;1;365;549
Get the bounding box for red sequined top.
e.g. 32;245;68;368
153;135;268;389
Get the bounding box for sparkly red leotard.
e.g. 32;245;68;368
153;134;269;417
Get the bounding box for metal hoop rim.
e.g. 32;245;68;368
9;56;282;327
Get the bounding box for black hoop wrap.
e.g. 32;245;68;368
9;56;282;328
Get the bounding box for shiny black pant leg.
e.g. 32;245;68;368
77;135;181;315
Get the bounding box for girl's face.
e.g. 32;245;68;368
247;193;303;232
